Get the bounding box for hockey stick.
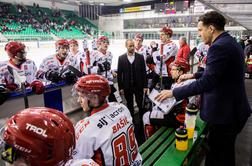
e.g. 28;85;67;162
7;66;29;108
105;58;108;78
142;91;146;109
68;65;84;78
189;47;197;58
85;50;91;74
188;47;197;72
159;44;164;91
160;55;163;90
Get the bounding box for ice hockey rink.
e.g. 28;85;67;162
0;39;167;70
0;39;130;70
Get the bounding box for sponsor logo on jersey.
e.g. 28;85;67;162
76;120;90;140
26;123;48;137
109;107;124;119
97;116;108;129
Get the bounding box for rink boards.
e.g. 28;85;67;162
0;82;80;118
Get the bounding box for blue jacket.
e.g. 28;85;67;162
173;32;251;124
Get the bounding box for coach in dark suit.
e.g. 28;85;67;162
117;39;147;118
155;11;251;166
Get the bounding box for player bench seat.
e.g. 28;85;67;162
139;114;208;166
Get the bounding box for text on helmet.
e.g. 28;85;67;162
26;123;48;138
14;144;32;153
86;79;104;84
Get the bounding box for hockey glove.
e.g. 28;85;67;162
45;70;62;83
146;55;155;65
30;80;45;94
64;71;77;84
98;61;111;72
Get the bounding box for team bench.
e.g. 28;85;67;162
139;114;208;166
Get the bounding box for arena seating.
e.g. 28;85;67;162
1;23;53;41
0;2;98;41
62;9;98;37
51;27;86;39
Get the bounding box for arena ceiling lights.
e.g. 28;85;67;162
198;0;252;31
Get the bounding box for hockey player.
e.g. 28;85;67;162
134;33;150;62
72;74;142;166
145;41;159;91
0;107;98;166
134;33;152;90
152;27;178;90
90;36;118;102
0;42;44;104
36;39;76;84
194;42;209;72
68;39;89;74
143;59;192;139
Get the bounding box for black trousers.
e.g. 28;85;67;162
124;87;145;145
108;85;117;102
205;118;248;166
124;87;144;118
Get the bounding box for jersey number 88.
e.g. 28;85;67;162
112;125;138;165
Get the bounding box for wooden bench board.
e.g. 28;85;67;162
143;130;175;166
140;126;175;165
139;127;167;153
142;128;174;159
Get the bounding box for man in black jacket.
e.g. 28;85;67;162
155;11;251;166
117;39;147;119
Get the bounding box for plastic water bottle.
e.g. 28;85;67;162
175;126;188;151
184;103;198;139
